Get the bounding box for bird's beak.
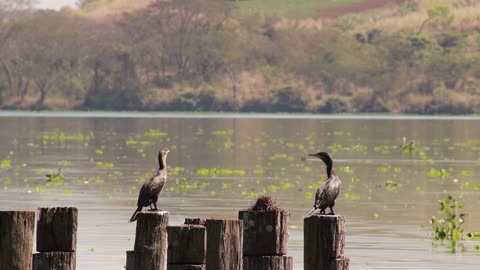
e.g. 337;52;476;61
308;154;316;157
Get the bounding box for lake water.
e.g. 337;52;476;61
0;112;479;269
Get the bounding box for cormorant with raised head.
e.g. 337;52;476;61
305;151;341;217
129;148;170;223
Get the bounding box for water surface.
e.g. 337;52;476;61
1;112;479;269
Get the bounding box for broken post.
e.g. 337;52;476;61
167;224;206;270
126;211;169;270
33;207;78;270
238;195;292;270
205;219;243;270
0;211;35;270
304;214;350;270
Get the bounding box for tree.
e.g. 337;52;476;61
13;11;90;108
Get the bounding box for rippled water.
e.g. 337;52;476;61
0;112;479;269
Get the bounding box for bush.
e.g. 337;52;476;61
317;96;349;113
82;89;143;110
270;86;310;112
164;90;236;112
240;99;270;112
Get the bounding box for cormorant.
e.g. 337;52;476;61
129;148;170;223
305;151;341;217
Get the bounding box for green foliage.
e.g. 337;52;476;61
430;195;465;252
270;86;310;112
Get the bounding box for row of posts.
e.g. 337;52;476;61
0;207;349;270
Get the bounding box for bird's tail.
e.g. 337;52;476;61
129;207;142;223
303;207;318;218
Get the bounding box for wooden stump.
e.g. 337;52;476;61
36;208;78;252
126;249;164;270
185;218;206;225
134;211;169;251
304;215;348;270
0;211;35;270
127;211;169;270
205;219;243;270
243;256;293;270
33;252;76;270
167;265;205;270
167;225;206;265
238;210;288;256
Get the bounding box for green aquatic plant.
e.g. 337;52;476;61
430;195;465;253
45;169;65;186
401;139;416;153
38;131;91;142
212;129;233;136
427;168;449;177
96;162;114;168
460;182;480;190
1;159;12;169
385;180;401;192
143;129;167;137
57;160;71;166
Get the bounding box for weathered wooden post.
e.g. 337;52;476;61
167;224;206;270
238;195;293;270
126;211;169;270
304;215;350;270
0;211;35;270
205;219;243;270
33;207;78;270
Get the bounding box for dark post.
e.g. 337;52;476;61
167;224;206;270
126;211;169;270
238;195;293;270
0;211;35;270
205;219;243;270
304;215;350;270
33;207;78;270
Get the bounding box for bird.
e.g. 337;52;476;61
304;151;341;217
129;148;170;223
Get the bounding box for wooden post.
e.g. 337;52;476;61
304;215;350;270
126;211;169;270
167;225;206;270
243;256;293;270
0;211;35;270
33;252;76;270
205;219;243;270
36;207;78;252
238;210;288;256
239;208;292;270
33;207;78;270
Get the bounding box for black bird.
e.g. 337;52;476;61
129;148;170;223
305;152;341;217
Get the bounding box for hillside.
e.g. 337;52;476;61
1;0;479;113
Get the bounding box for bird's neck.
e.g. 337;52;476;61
158;154;166;170
326;166;333;178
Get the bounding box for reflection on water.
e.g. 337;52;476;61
1;113;480;269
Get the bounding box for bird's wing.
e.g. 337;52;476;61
137;183;149;207
314;182;327;208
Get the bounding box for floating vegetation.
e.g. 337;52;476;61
351;177;361;183
36;167;45;174
337;166;353;174
269;153;294;161
401;138;416;153
212;129;233;136
416;186;425;195
385;180;401;192
459;170;473;177
252;168;265;175
1;159;12;169
196;168;246;177
427;168;449;177
45;169;65;186
125;138;138;145
172;178;209;193
224;139;234;150
143;129;167;137
377;165;391;173
460;182;480;190
430;195;465;253
62;189;73;195
4;178;11;185
305;191;314;199
170;167;185;176
344;192;360;200
38;131;91;142
95;149;104;155
96;162;114;168
57;160;71;166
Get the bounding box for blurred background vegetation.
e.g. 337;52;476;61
0;0;479;113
